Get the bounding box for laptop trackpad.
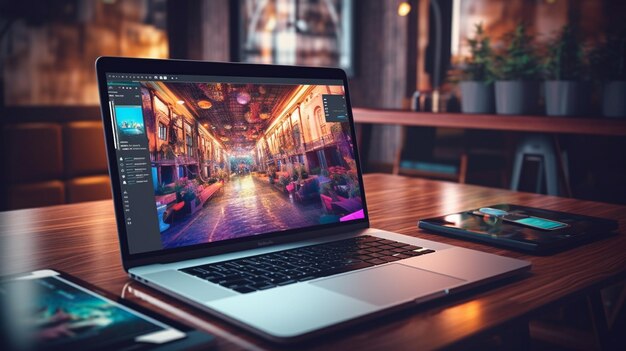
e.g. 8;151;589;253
312;264;465;306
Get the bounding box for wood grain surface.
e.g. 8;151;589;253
352;108;626;136
1;174;624;350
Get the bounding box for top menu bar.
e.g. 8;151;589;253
106;73;343;86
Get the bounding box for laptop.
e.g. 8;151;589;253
96;57;530;343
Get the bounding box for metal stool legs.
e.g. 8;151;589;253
510;135;560;196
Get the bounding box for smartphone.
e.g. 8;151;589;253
501;213;569;230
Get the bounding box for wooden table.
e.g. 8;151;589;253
1;174;624;350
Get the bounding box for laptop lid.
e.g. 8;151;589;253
95;57;369;270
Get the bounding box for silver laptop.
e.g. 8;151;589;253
96;57;530;343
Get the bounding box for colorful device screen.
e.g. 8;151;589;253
504;215;568;230
0;270;185;351
476;208;568;231
505;217;567;230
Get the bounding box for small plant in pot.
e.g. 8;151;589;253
494;24;542;115
543;25;590;116
459;23;496;114
590;29;626;118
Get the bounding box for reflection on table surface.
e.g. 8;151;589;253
121;281;267;351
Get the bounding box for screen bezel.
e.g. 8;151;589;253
95;57;370;270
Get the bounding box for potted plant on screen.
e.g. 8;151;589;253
494;24;541;115
543;25;590;116
459;23;496;114
590;29;626;118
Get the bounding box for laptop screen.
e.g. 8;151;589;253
104;73;365;254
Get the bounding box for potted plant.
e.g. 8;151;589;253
459;23;496;114
590;30;626;118
494;24;542;115
543;25;590;116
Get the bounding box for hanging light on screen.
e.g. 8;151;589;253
237;92;251;105
398;2;411;17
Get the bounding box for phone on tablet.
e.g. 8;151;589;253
0;270;215;351
476;207;569;231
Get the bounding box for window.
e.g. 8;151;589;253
185;123;193;156
315;106;326;136
237;0;353;75
186;134;193;156
158;122;167;140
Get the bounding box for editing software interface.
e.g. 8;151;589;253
106;73;363;254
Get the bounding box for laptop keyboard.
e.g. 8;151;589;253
180;235;435;294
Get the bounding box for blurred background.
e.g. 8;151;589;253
1;0;625;211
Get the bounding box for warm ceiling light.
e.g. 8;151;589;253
398;2;411;16
203;123;209;127
198;100;212;109
259;113;270;120
176;100;185;105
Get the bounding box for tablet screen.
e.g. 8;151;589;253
0;270;184;350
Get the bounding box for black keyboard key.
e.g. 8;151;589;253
277;279;297;286
316;261;373;277
249;281;276;290
219;278;252;287
353;254;374;261
315;263;333;271
365;258;386;265
233;286;257;294
402;245;421;251
204;274;226;283
405;251;424;257
246;276;271;284
269;276;294;284
392;253;411;259
390;242;406;247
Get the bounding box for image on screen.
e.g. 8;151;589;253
137;80;364;249
115;106;145;136
0;276;164;350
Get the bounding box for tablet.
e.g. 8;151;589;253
418;204;618;253
0;270;215;351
